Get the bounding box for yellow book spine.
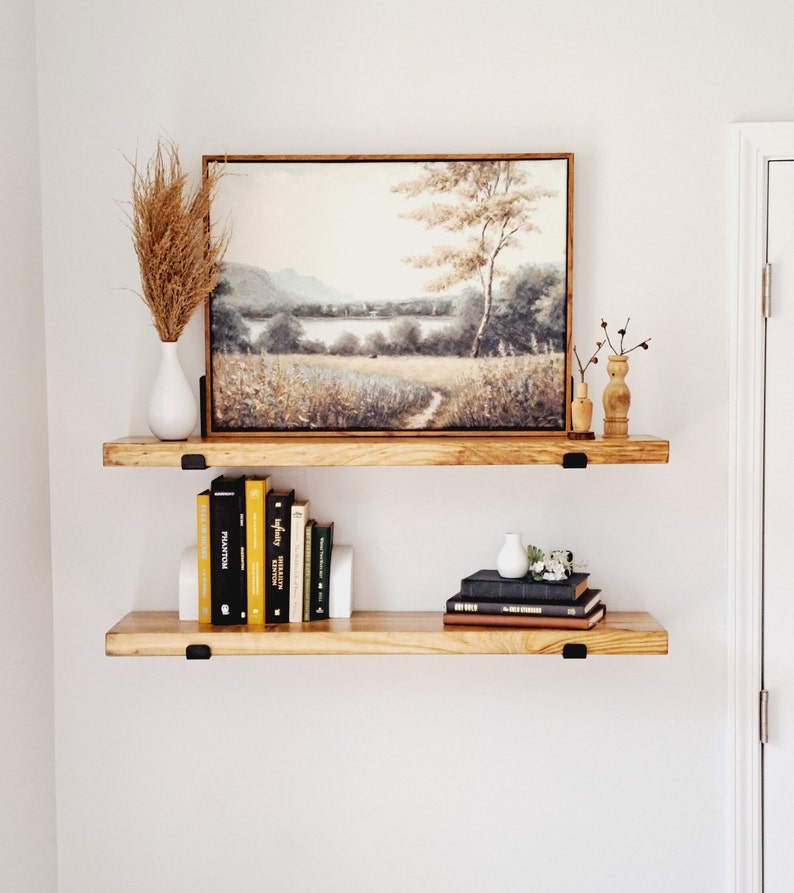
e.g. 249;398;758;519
245;477;269;624
196;491;211;624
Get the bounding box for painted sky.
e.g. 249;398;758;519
210;158;569;303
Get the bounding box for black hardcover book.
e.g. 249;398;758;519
265;489;295;623
209;475;247;625
460;569;590;602
446;589;602;618
309;522;334;620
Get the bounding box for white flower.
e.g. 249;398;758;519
542;560;567;581
526;545;575;582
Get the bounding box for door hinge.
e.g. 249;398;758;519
762;263;772;318
760;690;769;744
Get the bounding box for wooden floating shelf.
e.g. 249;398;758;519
105;611;668;657
102;434;669;468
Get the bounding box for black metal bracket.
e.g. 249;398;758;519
562;643;588;659
185;644;212;660
562;452;588;469
181;454;208;470
199;375;207;438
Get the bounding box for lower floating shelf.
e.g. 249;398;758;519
105;611;668;657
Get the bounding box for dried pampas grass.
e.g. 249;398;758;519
126;138;229;342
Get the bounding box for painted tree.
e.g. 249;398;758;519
257;312;305;354
211;301;249;354
393;160;555;357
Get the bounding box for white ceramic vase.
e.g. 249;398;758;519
147;340;197;441
496;532;530;578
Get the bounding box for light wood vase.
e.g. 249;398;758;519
602;354;630;438
570;382;594;436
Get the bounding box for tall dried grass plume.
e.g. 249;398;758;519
126;138;229;342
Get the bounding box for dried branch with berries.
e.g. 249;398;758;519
600;318;651;356
572;339;604;383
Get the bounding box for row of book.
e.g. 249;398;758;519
197;475;334;626
442;568;606;629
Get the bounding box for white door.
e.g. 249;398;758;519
762;158;794;891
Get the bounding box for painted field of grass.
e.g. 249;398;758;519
432;353;565;429
293;354;483;390
211;352;566;431
212;354;434;430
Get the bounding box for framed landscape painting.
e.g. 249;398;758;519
204;154;573;435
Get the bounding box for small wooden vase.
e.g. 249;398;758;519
602;354;630;438
569;382;595;440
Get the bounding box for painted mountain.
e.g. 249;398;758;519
213;261;356;313
212;261;291;312
269;268;353;305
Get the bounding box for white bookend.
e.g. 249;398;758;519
329;544;353;618
178;545;199;621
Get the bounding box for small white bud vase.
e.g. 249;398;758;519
496;532;530;579
147;340;198;441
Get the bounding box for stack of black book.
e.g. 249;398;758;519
443;569;605;630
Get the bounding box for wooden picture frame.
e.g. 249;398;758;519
204;154;573;436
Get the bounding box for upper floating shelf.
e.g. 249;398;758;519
102;434;669;468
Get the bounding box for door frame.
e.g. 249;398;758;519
729;122;794;893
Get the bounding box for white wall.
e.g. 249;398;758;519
0;1;57;892
31;1;794;891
